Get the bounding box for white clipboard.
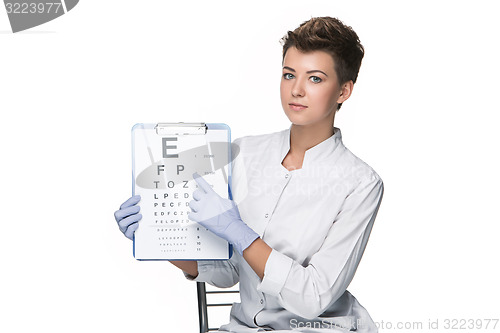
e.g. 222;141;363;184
131;122;233;260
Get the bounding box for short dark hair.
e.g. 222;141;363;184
280;17;364;110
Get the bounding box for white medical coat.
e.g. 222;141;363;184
185;126;384;332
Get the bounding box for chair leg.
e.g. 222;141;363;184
197;282;209;333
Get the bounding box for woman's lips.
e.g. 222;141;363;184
289;103;308;111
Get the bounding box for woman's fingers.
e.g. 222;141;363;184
125;222;140;240
114;205;140;223
119;195;141;210
193;173;213;194
189;199;200;213
193;189;204;201
118;213;142;233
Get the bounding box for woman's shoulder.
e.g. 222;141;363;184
336;144;383;185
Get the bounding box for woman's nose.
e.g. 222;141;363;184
291;80;305;97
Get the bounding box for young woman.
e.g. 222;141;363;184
115;17;384;332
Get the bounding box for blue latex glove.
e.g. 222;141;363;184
188;173;260;256
114;195;142;240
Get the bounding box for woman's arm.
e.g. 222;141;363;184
242;238;273;279
254;174;384;319
169;260;198;278
179;252;241;288
171;237;271;282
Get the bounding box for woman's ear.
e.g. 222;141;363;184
337;80;354;104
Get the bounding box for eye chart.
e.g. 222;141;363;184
132;123;232;260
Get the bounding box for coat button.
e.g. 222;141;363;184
285;174;289;179
260;299;264;304
265;214;269;218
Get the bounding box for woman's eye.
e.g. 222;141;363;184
310;76;322;83
283;73;294;80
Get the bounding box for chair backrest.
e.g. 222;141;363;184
197;281;240;333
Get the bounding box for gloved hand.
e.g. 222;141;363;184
188;173;260;256
114;195;142;240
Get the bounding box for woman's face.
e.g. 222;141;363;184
280;46;346;128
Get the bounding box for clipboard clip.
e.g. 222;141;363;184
155;122;208;135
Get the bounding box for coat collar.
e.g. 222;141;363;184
279;125;344;169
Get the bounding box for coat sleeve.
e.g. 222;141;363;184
256;172;384;319
183;248;240;288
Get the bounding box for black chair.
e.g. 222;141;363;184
197;281;240;333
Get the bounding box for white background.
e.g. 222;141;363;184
1;1;499;332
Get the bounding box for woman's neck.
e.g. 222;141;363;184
289;122;335;155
